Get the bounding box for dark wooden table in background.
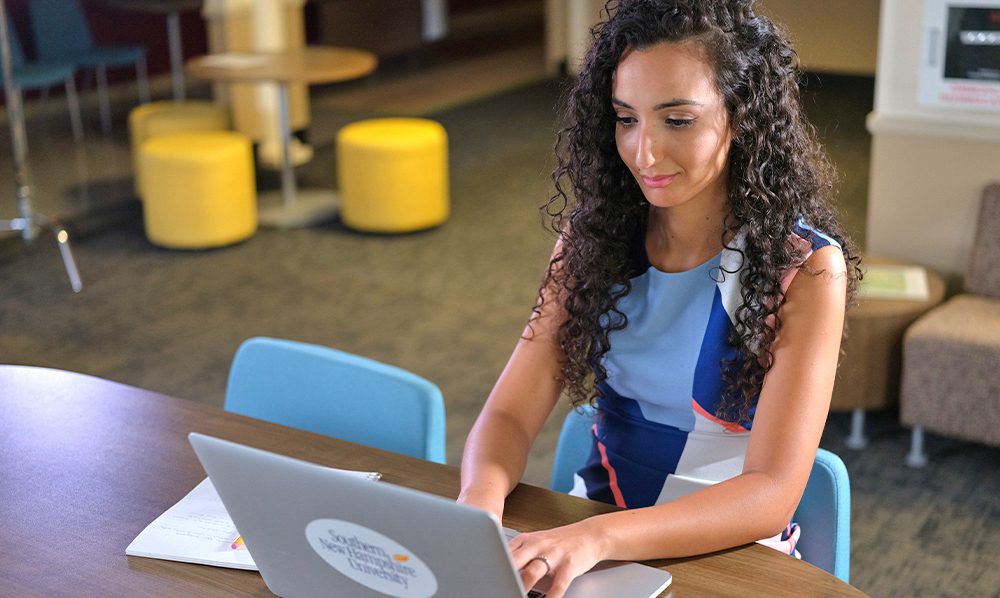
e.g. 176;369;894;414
0;365;866;596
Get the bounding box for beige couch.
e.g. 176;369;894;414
900;184;1000;466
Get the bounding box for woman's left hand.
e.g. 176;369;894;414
508;519;610;598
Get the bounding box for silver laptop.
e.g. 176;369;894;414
189;433;671;598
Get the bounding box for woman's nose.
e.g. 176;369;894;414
635;125;657;170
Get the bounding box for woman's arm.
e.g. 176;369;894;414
510;245;848;598
458;242;568;520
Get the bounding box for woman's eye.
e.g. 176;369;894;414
666;118;695;128
615;115;636;126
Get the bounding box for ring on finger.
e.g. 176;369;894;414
529;554;551;576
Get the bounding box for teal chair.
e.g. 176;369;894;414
225;337;447;464
550;405;851;583
1;16;82;141
29;0;149;133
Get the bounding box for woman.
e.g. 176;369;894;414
459;1;862;596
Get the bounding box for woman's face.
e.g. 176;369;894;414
612;41;732;212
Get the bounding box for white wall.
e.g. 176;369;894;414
757;0;879;75
867;0;1000;280
545;0;880;75
544;0;604;74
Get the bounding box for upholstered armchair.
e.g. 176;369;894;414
900;183;1000;466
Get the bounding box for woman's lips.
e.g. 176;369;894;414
641;173;677;188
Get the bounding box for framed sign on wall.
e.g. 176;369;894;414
919;0;1000;111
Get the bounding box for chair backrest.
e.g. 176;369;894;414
549;405;598;494
225;337;446;464
549;405;851;583
3;16;27;67
796;447;851;583
29;0;94;60
966;183;1000;299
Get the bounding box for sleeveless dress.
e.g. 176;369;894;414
568;219;841;557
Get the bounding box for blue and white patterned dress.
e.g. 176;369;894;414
569;219;841;556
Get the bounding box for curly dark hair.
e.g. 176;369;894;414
539;0;862;425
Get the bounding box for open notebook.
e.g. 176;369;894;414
126;469;380;570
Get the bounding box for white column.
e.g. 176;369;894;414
251;0;286;159
566;0;604;75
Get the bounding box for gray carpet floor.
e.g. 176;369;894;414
2;77;998;597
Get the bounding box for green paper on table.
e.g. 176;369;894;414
859;265;930;301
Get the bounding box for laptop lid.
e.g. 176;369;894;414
189;433;671;598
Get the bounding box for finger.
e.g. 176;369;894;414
507;529;535;551
544;573;574;598
513;549;549;572
508;539;542;570
506;535;524;553
519;558;549;592
511;549;537;571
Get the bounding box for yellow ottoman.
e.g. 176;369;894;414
336;118;449;233
139;131;257;249
129;101;230;197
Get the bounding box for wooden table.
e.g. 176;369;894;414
832;255;947;449
187;47;377;228
0;365;866;597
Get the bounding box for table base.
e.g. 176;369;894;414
257;188;340;228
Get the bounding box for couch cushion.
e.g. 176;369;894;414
901;294;1000;447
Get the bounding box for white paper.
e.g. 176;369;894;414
859;265;931;301
126;469;381;570
126;478;257;569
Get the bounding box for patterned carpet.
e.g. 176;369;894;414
2;77;998;597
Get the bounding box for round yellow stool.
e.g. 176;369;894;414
129;101;230;197
336;118;449;233
139;131;257;249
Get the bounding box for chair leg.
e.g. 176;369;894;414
166;11;186;101
845;408;867;450
52;222;83;293
14;87;28;156
96;64;111;134
64;76;84;143
905;426;928;468
136;57;150;104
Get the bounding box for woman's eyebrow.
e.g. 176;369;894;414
611;97;704;109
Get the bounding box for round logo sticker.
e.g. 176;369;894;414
305;519;438;597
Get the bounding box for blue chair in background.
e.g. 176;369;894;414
550;405;851;583
225;337;447;464
1;16;82;141
29;0;149;133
